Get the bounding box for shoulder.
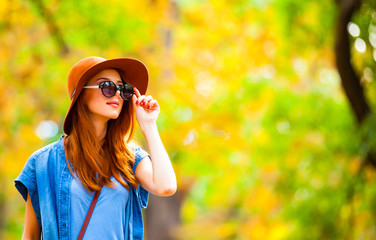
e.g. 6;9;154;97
127;141;140;151
30;141;60;159
15;137;64;201
127;141;150;172
27;137;66;171
29;139;63;162
127;141;147;156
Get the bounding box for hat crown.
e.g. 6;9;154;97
67;56;107;98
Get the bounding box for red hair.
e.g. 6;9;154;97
64;69;138;192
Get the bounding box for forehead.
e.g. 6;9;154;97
87;69;122;84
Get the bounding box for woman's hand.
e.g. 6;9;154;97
132;87;160;130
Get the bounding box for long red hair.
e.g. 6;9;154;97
64;69;138;192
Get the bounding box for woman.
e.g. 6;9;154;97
15;56;177;239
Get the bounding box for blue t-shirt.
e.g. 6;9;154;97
70;176;130;239
14;135;150;240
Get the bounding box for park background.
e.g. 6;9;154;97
1;0;376;239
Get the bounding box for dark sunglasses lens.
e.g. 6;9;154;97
120;84;134;100
101;81;116;97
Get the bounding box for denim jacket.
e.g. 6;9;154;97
15;135;149;240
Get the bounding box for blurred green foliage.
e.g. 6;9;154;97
1;0;376;239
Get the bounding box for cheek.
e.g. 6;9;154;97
83;91;105;110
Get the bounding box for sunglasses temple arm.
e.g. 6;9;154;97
83;86;99;89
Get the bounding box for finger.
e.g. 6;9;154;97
132;94;140;106
147;99;159;109
136;95;147;105
143;95;153;105
133;87;141;98
139;95;153;106
132;94;138;105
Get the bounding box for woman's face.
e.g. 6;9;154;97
83;69;125;123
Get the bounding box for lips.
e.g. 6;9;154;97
106;100;120;107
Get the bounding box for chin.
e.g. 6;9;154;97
108;111;122;120
109;115;120;120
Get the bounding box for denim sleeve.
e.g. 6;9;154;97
133;146;151;209
14;151;41;223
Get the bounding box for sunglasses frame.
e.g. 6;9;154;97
83;80;135;101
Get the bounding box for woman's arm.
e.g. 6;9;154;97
22;193;41;240
132;88;177;196
135;124;177;196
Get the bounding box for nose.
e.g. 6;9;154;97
114;87;122;100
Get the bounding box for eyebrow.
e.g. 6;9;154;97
96;77;123;84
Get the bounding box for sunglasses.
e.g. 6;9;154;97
83;80;135;101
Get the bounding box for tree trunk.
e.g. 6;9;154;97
334;0;369;123
334;0;376;167
144;191;185;240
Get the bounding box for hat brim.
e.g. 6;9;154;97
63;58;148;135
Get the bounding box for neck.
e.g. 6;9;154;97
90;115;108;145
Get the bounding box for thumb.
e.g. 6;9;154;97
132;94;138;107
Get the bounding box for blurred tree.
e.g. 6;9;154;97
30;0;69;55
335;0;370;124
335;0;376;169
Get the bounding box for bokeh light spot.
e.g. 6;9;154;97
348;22;360;37
35;120;59;139
354;38;366;53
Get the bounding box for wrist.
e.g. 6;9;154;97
140;122;158;134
